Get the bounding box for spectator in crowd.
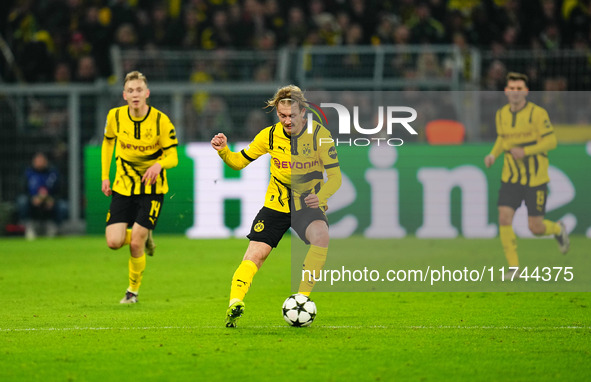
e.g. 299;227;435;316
253;63;273;82
17;151;67;240
80;5;111;77
347;0;376;43
388;24;414;77
75;55;97;82
197;96;234;140
408;2;445;44
244;109;269;137
53;61;72;84
334;10;351;45
341;23;367;76
263;0;285;43
565;0;591;45
201;9;234;49
140;2;174;47
67;32;92;64
314;13;339;45
539;23;561;51
483;60;507;90
243;0;267;43
114;23;139;49
416;51;442;79
254;30;277;51
178;6;201;49
285;6;309;47
372;14;399;45
225;3;247;47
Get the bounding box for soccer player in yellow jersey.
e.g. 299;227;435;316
484;72;569;278
211;85;342;327
101;71;179;303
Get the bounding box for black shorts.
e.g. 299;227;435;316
497;182;547;216
106;191;164;230
247;206;328;248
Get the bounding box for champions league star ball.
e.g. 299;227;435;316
282;294;317;327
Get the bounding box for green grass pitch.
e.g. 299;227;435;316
1;236;590;381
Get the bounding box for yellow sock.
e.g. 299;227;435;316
298;245;328;296
499;225;519;267
543;220;561;235
124;229;132;245
128;254;146;293
229;260;258;304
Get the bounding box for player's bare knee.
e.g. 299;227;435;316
308;229;329;247
106;237;124;250
529;222;545;236
498;215;513;226
248;254;266;269
244;242;271;268
130;238;145;254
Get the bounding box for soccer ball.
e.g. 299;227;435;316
282;294;317;327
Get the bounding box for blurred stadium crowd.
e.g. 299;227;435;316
2;0;591;88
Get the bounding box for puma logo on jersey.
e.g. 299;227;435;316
278;146;286;153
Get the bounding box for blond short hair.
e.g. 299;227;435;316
265;85;307;110
124;71;148;87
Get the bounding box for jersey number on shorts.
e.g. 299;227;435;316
536;190;545;211
149;200;161;225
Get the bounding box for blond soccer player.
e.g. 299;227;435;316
211;85;342;327
101;71;179;303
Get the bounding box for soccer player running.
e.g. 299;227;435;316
211;85;342;327
484;72;569;279
101;71;179;303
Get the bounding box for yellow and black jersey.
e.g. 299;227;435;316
490;101;557;187
102;105;179;196
290;121;340;211
218;120;342;213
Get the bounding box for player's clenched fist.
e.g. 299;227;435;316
211;133;228;151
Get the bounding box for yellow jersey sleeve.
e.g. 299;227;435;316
101;109;117;180
242;128;270;161
156;114;179;169
218;128;270;170
316;128;342;207
524;107;557;156
159;114;179;150
104;109;116;139
489;110;504;158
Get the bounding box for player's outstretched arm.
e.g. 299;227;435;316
211;132;253;171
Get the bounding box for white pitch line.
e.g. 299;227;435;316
1;325;590;332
